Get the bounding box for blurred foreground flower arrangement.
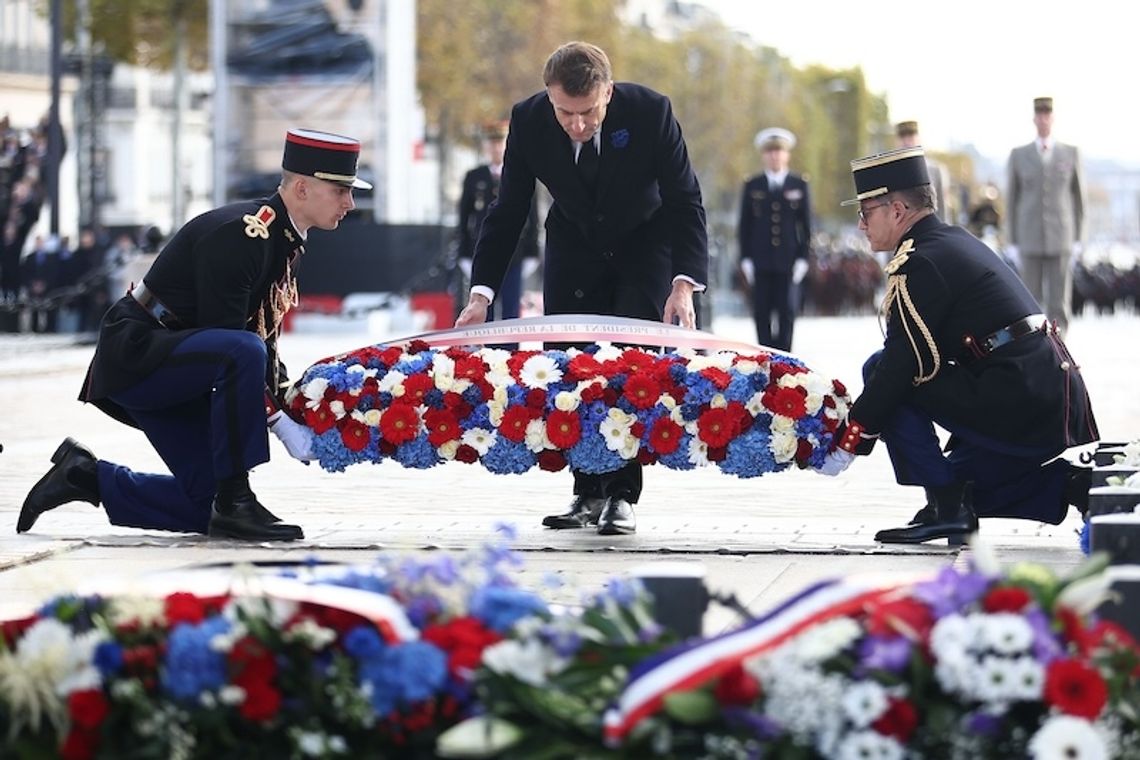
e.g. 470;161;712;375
1;531;1138;759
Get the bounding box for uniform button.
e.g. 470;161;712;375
772;213;781;223
771;237;781;246
574;289;585;298
602;250;613;259
595;213;605;222
772;201;781;210
771;225;781;234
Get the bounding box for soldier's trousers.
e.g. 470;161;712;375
863;352;1071;524
96;329;272;533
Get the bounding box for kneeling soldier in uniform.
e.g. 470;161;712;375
18;129;370;541
817;147;1099;543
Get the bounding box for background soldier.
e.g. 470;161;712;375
737;127;811;352
894;120;952;223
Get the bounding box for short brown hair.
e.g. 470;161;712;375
542;41;612;97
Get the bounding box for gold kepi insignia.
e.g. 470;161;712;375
284;228;295;243
884;238;916;275
243;205;276;240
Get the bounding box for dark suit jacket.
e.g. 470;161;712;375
738;173;811;274
81;193;305;426
471;82;707;319
840;214;1097;456
457;165;539;264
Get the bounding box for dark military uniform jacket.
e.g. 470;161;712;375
737;173;811;274
457;164;540;266
472;82;707;318
837;214;1098;456
81;193;304;426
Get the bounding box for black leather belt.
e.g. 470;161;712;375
971;314;1048;355
130;282;182;329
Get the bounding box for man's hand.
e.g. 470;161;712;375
268;411;314;462
740;260;755;287
663;280;696;328
816;449;855;477
792;258;810;285
455;293;490;327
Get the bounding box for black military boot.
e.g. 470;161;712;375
542;495;607;529
875;482;977;545
18;438;101;533
208;474;303;541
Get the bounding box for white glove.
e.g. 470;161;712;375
740;259;755;287
792;258;810;285
1004;244;1019;261
816;449;855;477
457;258;473;279
268;411;314;462
521;257;540;280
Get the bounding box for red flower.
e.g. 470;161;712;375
697;407;737;448
865;597;934;640
707;445;727;462
832;378;848;396
238;680;282;721
506;350;540;379
165;593;207;626
795;439;813;464
406;339;430;353
380;404;420;444
619;349;658;374
580;382;605;403
334;389;359;412
421;616;503;676
230;636;277;683
762;386;808;418
424;408;461;446
699;367;732;389
525;388;547;410
636;449;657;465
339;417;371;452
872;697;919;742
1043;658;1109;719
454;355;486;382
303;405;338;435
441;392;472;419
649;417;683;454
60;728;98;760
713;663;760;706
623;373;661;410
397;373;435;405
602;387;619;406
0;615;37;648
455;444;479;463
379;346;404;366
537;450;567;471
68;689;110;730
566;353;603;380
499;406;535;443
122;645;160;674
546;410;582;449
982;586;1033;613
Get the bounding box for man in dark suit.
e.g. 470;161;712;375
737;127;811;351
818;147;1099;544
455;41;709;535
457;120;540;321
17;129;370;541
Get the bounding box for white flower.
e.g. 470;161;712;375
107;595;166;628
487;399;505;427
791;618;862;662
770;414;796;433
929;614;975;659
435;715;523;758
1007;655;1045;700
745;391;766;416
841;681;889;727
687;436;709;466
770;429;798;463
377;370;407;396
524;419;551;453
1028;715;1108;760
482;639;567;686
834;730;905;760
618;434;640;460
329;400;346;418
0;619;105;734
600;408;636;452
520;355;563;389
553;390;580;411
932;650;976;695
363;408;382;427
461;428;497;455
980;613;1034;655
1056;574;1115;616
438;440;460;460
219;684;246;705
593;342;622;362
283;618;338;649
975;654;1020;703
735;359;760;374
302;377;329;404
710;393;727;409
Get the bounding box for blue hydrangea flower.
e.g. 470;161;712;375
93;641;124;677
566;429;625;474
160;617;231;701
314;428;357;473
469;586;548;632
482;439;535;474
721;430;777;478
359;641;448;714
344;624;387;661
395;435;439;469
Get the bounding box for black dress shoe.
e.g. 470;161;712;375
875;482;977;545
18;438;100;533
208;495;303;542
542;495;606;529
597;497;636;535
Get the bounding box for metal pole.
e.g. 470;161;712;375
47;0;63;234
210;0;228;206
172;2;187;229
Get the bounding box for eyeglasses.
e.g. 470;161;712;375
858;202;889;224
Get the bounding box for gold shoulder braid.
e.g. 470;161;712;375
879;238;941;385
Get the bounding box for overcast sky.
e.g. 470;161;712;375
699;0;1139;168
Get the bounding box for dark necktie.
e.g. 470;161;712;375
578;139;599;192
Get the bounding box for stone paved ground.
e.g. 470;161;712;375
1;312;1135;634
